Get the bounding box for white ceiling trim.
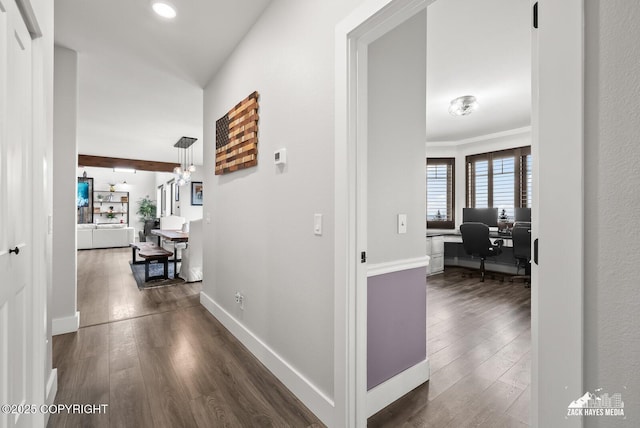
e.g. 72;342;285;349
426;125;531;148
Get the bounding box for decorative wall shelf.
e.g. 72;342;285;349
93;190;129;225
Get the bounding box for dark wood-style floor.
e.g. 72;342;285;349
368;268;531;427
76;248;201;328
48;248;322;427
50;249;530;427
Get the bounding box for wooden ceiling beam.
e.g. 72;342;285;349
78;155;179;173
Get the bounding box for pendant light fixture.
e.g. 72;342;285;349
173;137;197;186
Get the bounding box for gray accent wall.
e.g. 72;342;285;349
368;267;427;389
584;1;640;426
368;10;427;266
366;10;427;391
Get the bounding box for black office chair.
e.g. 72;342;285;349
511;221;531;287
459;222;504;282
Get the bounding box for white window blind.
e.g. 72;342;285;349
493;156;515;219
466;146;532;219
524;154;532;208
426;158;454;228
473;160;489;208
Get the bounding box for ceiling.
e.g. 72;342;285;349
55;0;272;165
54;0;530;164
426;0;531;142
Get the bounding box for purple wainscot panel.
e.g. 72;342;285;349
367;266;427;390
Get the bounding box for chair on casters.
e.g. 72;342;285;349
460;222;504;282
510;221;531;287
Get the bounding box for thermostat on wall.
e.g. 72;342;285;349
274;148;287;165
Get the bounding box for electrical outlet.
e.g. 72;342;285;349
234;292;245;310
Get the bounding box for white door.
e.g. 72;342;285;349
531;1;583;425
0;1;35;427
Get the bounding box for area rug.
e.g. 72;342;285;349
129;261;185;289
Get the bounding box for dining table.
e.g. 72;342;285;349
150;229;189;278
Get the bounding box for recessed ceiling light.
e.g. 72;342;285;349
449;95;479;116
152;1;177;19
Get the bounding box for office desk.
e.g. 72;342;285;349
439;232;514;247
427;230;519;275
428;229;513;240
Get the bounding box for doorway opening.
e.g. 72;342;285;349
334;0;584;426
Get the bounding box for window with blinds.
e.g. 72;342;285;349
466;146;532;220
473;160;489;208
523;153;532;208
426;158;455;229
493;156;516;218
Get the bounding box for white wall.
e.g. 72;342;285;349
427;128;531;229
152;171;184;217
75;53;204;165
76;166;158;234
32;0;56;413
176;169;204;222
52;45;78;331
368;10;427;264
152;169;204;222
154;172;173;216
584;1;640;426
202;0;367;417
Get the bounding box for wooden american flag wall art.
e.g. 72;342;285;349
215;91;260;175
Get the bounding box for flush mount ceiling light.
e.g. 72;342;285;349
113;167;136;174
449;95;479;116
152;1;177;19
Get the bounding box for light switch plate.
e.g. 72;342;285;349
398;214;407;234
314;213;323;236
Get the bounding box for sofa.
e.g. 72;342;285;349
77;224;135;249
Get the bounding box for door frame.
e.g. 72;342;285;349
1;0;48;426
334;0;584;426
531;1;584;426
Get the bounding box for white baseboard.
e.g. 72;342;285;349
46;368;57;404
45;368;58;425
52;311;80;336
366;358;430;417
200;291;334;426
